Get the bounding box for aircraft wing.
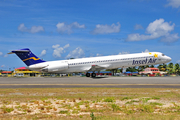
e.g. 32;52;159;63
83;64;111;72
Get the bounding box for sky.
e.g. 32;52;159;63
0;0;180;70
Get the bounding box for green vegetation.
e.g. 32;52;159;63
111;104;121;111
1;106;14;113
158;63;180;75
141;98;151;103
152;96;160;100
0;88;180;119
103;97;115;102
121;97;131;100
90;112;96;120
150;102;163;106
125;99;139;104
109;63;180;75
59;110;68;114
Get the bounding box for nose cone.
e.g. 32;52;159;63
167;56;172;62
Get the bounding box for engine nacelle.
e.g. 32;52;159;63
41;62;68;72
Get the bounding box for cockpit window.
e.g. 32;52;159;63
162;54;165;56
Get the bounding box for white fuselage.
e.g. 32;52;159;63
27;52;171;73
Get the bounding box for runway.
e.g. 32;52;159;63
0;76;180;88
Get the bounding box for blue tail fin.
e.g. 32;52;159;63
8;48;46;66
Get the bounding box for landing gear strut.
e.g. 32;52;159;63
86;73;90;77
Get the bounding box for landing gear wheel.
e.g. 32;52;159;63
86;73;90;77
91;73;96;78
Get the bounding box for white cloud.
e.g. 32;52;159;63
91;22;121;34
66;47;85;58
177;60;180;63
4;54;8;57
40;50;46;57
134;24;144;30
0;52;3;56
18;24;27;32
96;53;103;57
126;18;179;43
63;44;70;49
30;26;44;33
166;0;180;8
52;45;64;58
52;44;60;49
160;33;179;43
56;22;85;34
118;51;130;55
52;44;70;58
0;52;8;57
18;23;44;33
146;19;174;35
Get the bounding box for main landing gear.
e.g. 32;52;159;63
91;73;96;78
86;72;96;78
86;73;90;77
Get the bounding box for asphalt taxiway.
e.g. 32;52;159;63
0;76;180;88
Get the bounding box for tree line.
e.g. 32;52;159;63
108;63;180;75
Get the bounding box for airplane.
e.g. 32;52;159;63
8;48;171;77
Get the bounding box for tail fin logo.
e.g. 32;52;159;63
9;48;46;66
23;57;40;62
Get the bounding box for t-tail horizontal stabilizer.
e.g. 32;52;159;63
8;48;45;66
